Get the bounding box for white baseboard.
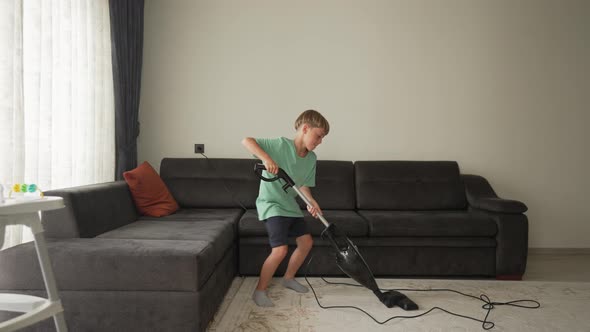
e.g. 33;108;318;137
529;248;590;255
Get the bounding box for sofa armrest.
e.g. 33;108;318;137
43;181;139;238
462;174;528;213
469;209;529;278
462;174;528;278
470;197;527;213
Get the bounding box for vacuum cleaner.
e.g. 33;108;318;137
254;164;419;311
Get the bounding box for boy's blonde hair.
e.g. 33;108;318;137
294;109;330;135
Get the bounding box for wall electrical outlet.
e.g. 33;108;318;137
194;144;205;154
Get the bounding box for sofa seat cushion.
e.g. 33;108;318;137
0;238;217;291
239;235;496;248
138;208;243;224
239;209;368;237
359;210;497;237
98;219;235;268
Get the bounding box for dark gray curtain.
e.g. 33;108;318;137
109;0;144;180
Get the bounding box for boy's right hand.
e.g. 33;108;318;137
264;159;279;175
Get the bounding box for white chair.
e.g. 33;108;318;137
0;197;68;332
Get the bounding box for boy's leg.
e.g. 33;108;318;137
282;234;313;293
256;245;288;291
253;245;288;307
284;234;313;279
253;217;290;307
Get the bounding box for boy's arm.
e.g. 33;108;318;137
300;186;322;218
241;137;278;174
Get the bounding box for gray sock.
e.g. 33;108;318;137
252;290;274;307
282;278;309;293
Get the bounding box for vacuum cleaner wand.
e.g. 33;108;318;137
254;163;418;310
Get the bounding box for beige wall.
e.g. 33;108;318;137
139;0;590;248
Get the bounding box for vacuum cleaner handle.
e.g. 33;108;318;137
254;163;329;227
254;163;295;187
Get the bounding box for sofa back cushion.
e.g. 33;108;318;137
297;160;355;209
160;158;260;208
42;181;139;238
355;161;467;210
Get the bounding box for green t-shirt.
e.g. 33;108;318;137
255;137;317;220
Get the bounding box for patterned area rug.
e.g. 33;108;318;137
208;277;590;331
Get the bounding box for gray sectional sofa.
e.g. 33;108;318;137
0;158;528;331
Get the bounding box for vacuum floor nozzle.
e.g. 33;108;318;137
322;224;419;310
375;290;419;310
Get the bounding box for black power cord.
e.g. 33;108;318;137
303;255;541;330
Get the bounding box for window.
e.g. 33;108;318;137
1;0;114;249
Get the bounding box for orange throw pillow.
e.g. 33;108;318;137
123;161;179;217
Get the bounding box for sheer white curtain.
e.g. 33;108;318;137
1;0;114;249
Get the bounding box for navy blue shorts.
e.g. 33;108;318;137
264;216;309;248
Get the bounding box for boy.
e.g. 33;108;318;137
242;109;329;307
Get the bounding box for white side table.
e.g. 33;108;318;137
0;197;68;332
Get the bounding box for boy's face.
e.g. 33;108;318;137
303;125;327;151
